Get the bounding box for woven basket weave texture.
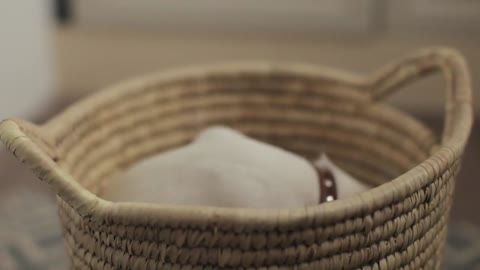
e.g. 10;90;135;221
0;47;473;269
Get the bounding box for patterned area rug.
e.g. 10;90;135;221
0;190;67;270
1;189;479;270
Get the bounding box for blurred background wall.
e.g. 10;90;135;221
0;1;54;120
54;0;480;117
1;1;479;120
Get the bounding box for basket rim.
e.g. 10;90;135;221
0;47;473;229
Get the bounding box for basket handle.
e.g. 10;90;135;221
0;118;99;217
367;47;473;150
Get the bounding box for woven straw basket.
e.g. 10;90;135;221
0;47;473;269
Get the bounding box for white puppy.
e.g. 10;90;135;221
104;127;369;208
314;153;371;200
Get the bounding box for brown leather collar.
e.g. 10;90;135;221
315;167;338;203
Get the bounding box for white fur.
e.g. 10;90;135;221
104;126;369;208
313;153;371;199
